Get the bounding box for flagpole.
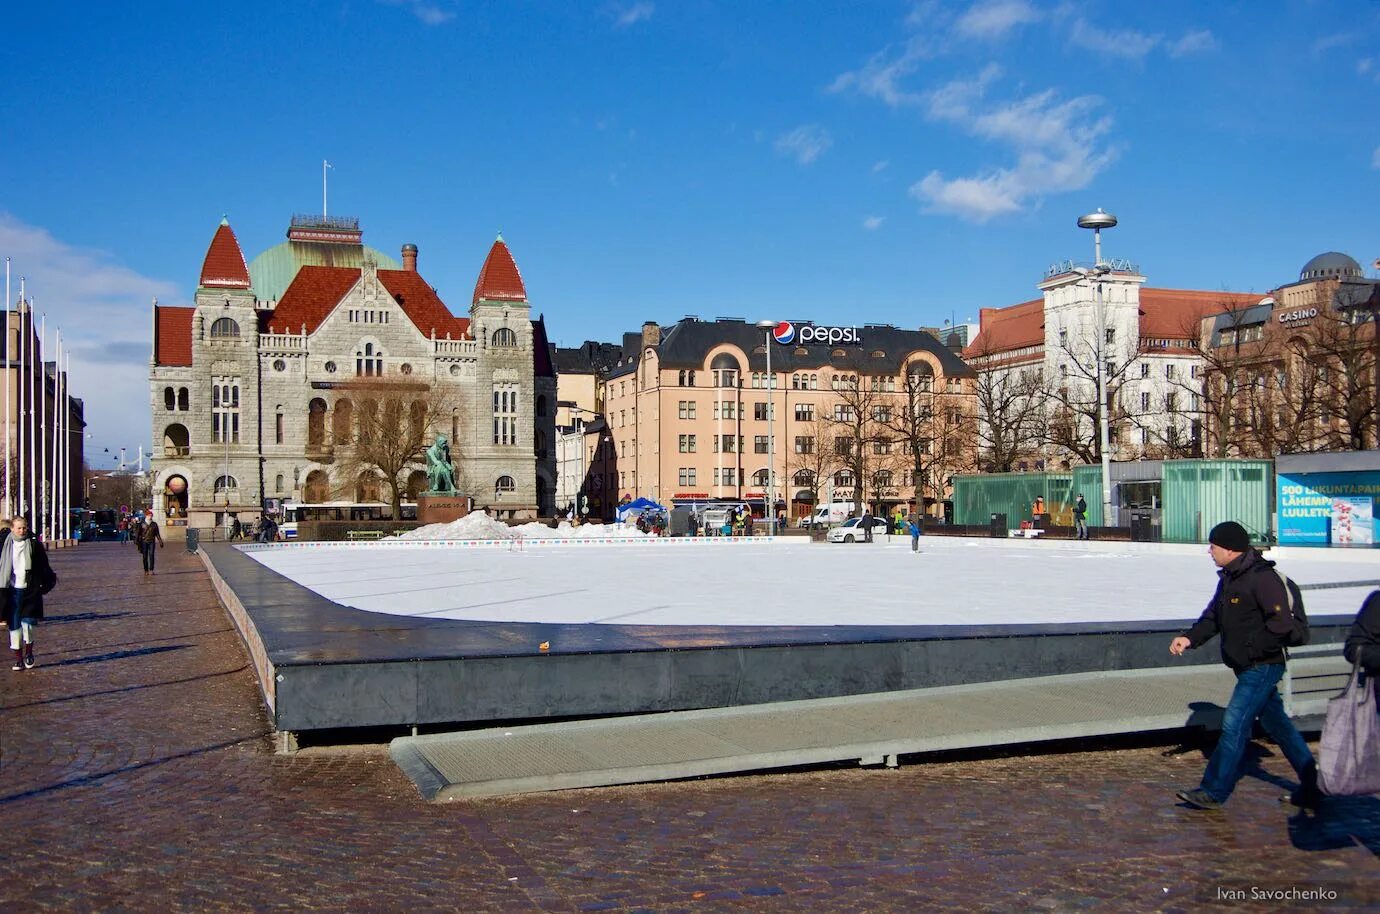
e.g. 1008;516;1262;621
53;331;62;542
3;257;10;519
39;314;48;539
63;351;71;541
16;278;25;518
25;287;35;524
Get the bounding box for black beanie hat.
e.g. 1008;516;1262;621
1209;521;1251;552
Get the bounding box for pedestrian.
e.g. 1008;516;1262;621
1074;493;1088;541
2;516;58;671
893;505;905;535
1168;521;1320;810
860;509;874;543
744;510;754;537
116;517;128;544
908;517;921;553
688;511;700;539
130;515;144;550
140;515;164;576
1343;589;1380;677
230;515;242;541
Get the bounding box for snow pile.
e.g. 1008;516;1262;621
397;514;649;541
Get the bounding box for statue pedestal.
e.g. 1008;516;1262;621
417;493;472;525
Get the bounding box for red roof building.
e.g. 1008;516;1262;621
198;219;252;290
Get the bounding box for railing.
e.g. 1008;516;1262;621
260;334;307;351
434;338;477;356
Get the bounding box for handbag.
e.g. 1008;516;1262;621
1318;656;1380;796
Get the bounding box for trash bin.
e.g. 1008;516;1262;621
186;527;200;553
990;513;1007;538
1129;511;1156;543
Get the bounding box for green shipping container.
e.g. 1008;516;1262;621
1071;465;1104;527
953;472;1076;528
1161;459;1273;544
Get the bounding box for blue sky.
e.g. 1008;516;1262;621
1;0;1377;463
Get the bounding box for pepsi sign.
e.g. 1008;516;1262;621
771;322;861;346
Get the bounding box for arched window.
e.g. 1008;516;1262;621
355;471;382;503
178;387;189;411
163;387;175;411
332;399;353;445
275;474;285;494
535;429;547;458
752;468;770;486
710;353;739;388
304;470;330;503
209;317;240;339
809;374;818;390
359;399;378;443
408;400;426;442
793;470;815;487
495;475;516;495
874;470;894;489
492;327;517;348
275;406;284;445
355;341;383;377
163;423;189;457
406;470;427;500
213;475;238;496
907;361;934;392
308;398;327;447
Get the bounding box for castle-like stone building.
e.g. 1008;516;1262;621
149;215;555;534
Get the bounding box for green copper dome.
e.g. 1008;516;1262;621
248;239;401;302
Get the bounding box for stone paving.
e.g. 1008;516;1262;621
1;543;1378;913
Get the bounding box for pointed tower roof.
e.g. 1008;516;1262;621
199;217;252;290
471;234;528;305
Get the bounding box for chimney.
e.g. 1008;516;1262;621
641;320;661;349
402;243;418;272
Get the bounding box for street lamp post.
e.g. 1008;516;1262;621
1077;208;1117;528
755;320;777;533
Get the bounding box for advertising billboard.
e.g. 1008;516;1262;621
1277;470;1380;545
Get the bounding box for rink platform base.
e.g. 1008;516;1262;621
198;543;1355;741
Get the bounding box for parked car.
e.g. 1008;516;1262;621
826;517;892;543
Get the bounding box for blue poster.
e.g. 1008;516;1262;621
1278;471;1380;545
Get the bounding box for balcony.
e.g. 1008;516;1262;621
434;338;477;356
261;333;307;351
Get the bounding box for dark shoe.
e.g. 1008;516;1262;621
23;644;34;669
1280;786;1323;809
1177;788;1223;810
11;649;23;672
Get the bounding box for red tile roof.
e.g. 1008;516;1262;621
964;298;1044;358
199;220;251;289
965;288;1264;359
472;237;527;304
264;265;470;339
378;269;470;339
1139;288;1261;340
154;306;195;366
265;266;360;334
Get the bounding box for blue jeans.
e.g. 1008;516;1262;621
1199;663;1316;802
6;588;32;631
911;533;920;552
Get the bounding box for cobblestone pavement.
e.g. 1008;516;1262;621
1;543;1378;913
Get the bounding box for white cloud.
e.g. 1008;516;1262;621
613;2;654;28
862;216;885;231
1312;33;1356;54
378;0;456;26
911;69;1116;222
954;0;1042;39
0;212;183;458
774;125;833;165
828;34;931;107
1373;146;1380;169
1068;19;1160;60
872;160;890;173
1168;29;1218;58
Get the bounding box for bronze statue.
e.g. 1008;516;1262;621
425;434;457;494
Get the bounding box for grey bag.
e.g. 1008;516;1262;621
1318;657;1380;796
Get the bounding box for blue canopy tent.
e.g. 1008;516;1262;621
616;497;666;522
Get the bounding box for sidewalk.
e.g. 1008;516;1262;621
0;543;1376;912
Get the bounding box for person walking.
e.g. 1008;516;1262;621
860;509;874;543
140;516;164;576
1344;590;1380;677
1169;521;1319;810
744;510;754;537
2;516;58;671
1074;494;1088;541
908;517;921;553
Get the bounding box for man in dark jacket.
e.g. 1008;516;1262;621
1344;590;1380;677
140;517;164;576
1169;521;1319;810
860;510;874;543
1073;494;1088;540
2;517;58;671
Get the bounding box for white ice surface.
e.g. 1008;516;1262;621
242;538;1380;628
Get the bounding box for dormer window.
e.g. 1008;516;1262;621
355;342;384;377
492;327;518;348
209;317;240;339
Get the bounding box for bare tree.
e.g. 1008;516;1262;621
1307;281;1378;451
785;407;837;517
879;362;977;511
1043;325;1138;465
968;357;1049;473
822;374;889;514
333;378;459;518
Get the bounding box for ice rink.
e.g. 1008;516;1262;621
243;538;1380;628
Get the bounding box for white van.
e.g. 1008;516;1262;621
804;502;854;529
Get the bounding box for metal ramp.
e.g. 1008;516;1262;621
390;656;1352;801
